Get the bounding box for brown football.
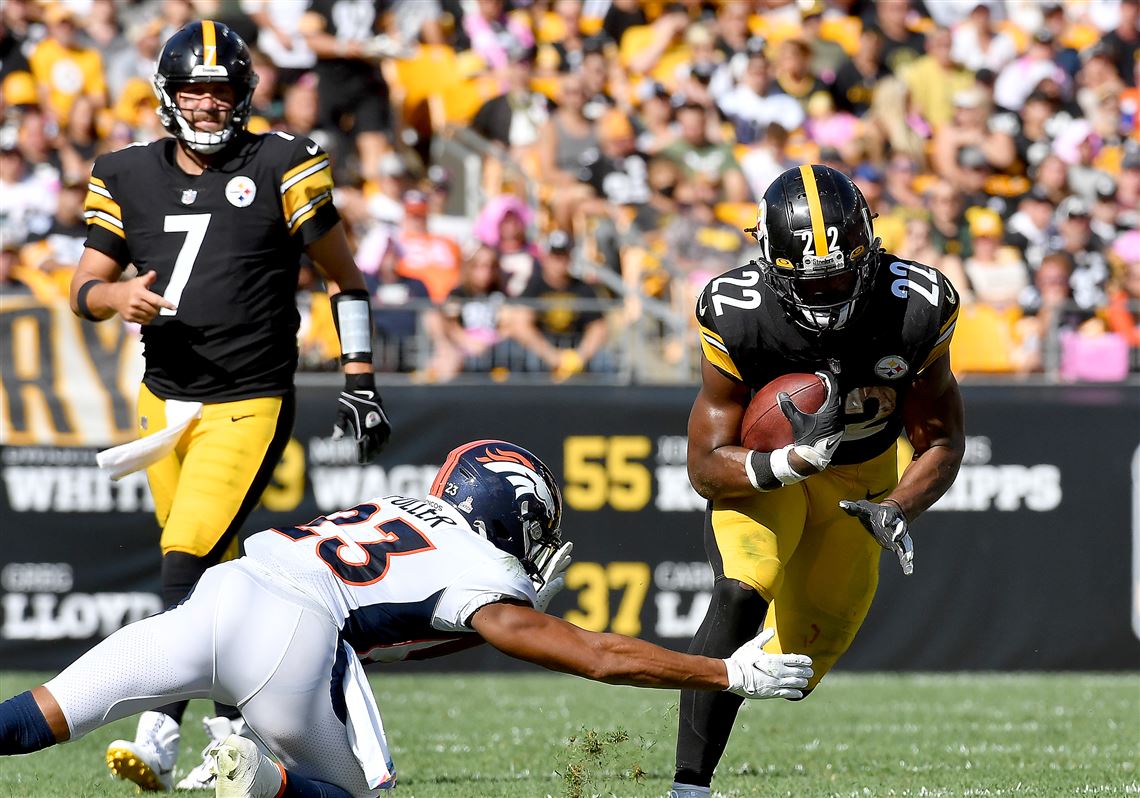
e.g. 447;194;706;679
740;373;827;451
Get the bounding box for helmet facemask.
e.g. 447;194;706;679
154;71;257;154
766;245;879;333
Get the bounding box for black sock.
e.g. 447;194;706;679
0;691;57;755
674;578;769;787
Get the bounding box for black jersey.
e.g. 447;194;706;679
83;131;340;401
696;254;959;465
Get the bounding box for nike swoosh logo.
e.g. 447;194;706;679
231;414;254;422
306;143;319;155
865;488;891;502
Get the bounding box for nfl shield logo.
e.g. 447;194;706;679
181;189;197;205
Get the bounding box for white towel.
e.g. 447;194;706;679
96;400;202;481
341;641;396;789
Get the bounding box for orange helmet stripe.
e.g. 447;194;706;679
429;439;505;497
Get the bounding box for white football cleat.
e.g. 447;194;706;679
106;710;180;791
211;734;283;798
175;716;246;790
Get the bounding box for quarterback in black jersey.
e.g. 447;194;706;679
671;165;965;797
68;21;391;792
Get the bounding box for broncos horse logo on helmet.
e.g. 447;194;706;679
152;20;258;154
747;164;882;333
430;440;563;582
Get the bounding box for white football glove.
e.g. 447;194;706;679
723;628;813;700
532;541;573;613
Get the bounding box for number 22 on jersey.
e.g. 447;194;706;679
273;504;436;586
159;213;211;316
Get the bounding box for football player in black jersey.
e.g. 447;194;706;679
670;165;966;798
68;21;391;791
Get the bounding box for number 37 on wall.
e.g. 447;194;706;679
563;561;651;636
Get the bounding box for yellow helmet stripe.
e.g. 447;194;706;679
798;164;827;256
202;20;217;66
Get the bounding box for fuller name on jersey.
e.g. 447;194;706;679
243;494;538;663
697;254;959;465
83;131;340;401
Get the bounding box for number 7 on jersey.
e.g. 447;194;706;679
160;213;211;316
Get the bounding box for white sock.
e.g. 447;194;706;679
670;783;711;798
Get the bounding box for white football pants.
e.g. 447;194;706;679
44;560;384;797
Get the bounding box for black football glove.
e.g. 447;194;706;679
839;498;914;575
333;373;391;464
778;370;845;472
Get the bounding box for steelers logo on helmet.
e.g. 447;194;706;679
152;20;259;154
748;164;882;333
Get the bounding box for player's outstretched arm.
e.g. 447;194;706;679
470;601;812;699
894;352;966;521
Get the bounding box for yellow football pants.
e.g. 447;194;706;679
138;385;294;560
709;444;899;688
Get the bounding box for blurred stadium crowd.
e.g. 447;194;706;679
0;0;1138;383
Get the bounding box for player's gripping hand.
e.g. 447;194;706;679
778;370;844;473
839;498;914;575
333;373;391;464
532;541;573;613
723;628;813;700
114;271;177;323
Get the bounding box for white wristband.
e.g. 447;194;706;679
770;445;807;485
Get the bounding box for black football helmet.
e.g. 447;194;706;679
747;164;881;332
429;440;563;580
152;20;258;154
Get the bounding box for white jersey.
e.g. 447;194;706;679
243;494;537;663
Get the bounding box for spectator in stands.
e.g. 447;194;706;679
895;211;945;273
871;0;926;75
718;39;804;146
881;155;923;212
367;236;439;374
29;5;107;129
933;87;1016;187
799;3;845;86
1033;151;1072;206
1090;176;1124;243
773;36;827;112
243;0;317;84
903;26;975;128
739;122;796;203
19;178;86;274
664;176;746;291
0;126;56;243
579;39;618;122
538;73;599;231
463;0;534;77
864;75;929;166
804;91;862;166
1104;231;1140;370
950;2;1018;73
953;145;996;210
602;0;646;52
1100;0;1139;86
994;29;1069;113
474;193;539;297
0;237;32;296
299;0;394;184
1013;252;1092;373
831;28;887;116
0;13;31;79
662;101;748;202
927;182;972;262
393;190;461;305
1055;195;1111;310
1014;89;1059;172
278;73;322;143
711;0;750;61
471;44;550;151
1115;146;1140;226
506;230;611;380
632;79;677;156
1005;187;1057;271
1053;119;1113;201
538;0;589;74
957;208;1030;308
424;165;473;244
436;244;510;379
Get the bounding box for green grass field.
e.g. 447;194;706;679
1;671;1136;798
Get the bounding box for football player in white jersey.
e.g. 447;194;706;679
0;440;813;798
